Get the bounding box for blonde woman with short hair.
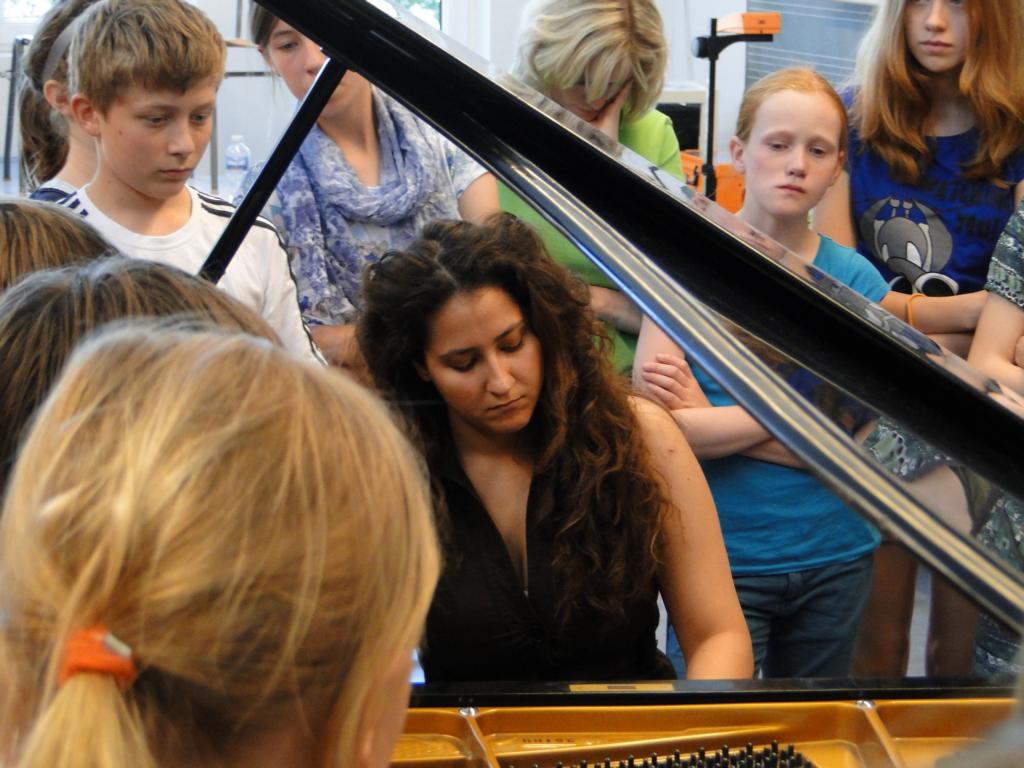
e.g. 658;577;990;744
0;327;439;768
515;0;668;132
502;0;684;373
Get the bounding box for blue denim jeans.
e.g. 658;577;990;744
667;553;874;678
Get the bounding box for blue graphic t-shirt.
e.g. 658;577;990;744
693;236;887;575
846;118;1024;296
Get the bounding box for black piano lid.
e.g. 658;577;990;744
223;1;1024;633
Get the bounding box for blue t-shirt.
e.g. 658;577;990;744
694;235;887;575
845;107;1024;296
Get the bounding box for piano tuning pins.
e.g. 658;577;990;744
563;743;809;768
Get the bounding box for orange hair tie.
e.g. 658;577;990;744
58;627;137;691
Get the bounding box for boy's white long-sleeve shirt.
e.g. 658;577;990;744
61;186;323;364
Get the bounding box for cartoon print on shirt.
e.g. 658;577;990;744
858;197;958;296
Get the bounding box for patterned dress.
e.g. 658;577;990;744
974;200;1024;677
859;202;1024;679
986;201;1024;310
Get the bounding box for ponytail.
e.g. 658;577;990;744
17;0;98;191
16;676;155;768
17;81;68;192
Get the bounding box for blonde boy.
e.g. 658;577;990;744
61;0;320;362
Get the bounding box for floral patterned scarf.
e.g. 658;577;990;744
288;87;439;302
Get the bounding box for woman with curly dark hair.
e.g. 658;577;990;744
359;214;751;682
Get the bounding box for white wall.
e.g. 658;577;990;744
202;0;295;191
663;0;745;163
0;12;46;183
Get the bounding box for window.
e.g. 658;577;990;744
394;0;441;29
2;0;52;21
745;0;873;90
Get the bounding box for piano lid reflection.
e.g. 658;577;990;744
226;0;1024;634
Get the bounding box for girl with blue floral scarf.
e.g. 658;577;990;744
240;7;499;369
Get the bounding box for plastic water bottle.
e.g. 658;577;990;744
223;134;252;198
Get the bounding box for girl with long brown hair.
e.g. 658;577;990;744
816;0;1024;356
358;214;751;682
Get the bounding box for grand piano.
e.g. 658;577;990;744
215;2;1024;765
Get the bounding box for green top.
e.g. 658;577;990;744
499;109;684;372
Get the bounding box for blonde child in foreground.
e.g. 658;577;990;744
0;327;439;768
635;68;889;678
59;0;320;362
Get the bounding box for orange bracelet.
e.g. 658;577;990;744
905;292;925;329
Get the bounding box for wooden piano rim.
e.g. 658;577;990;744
398;687;1018;768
